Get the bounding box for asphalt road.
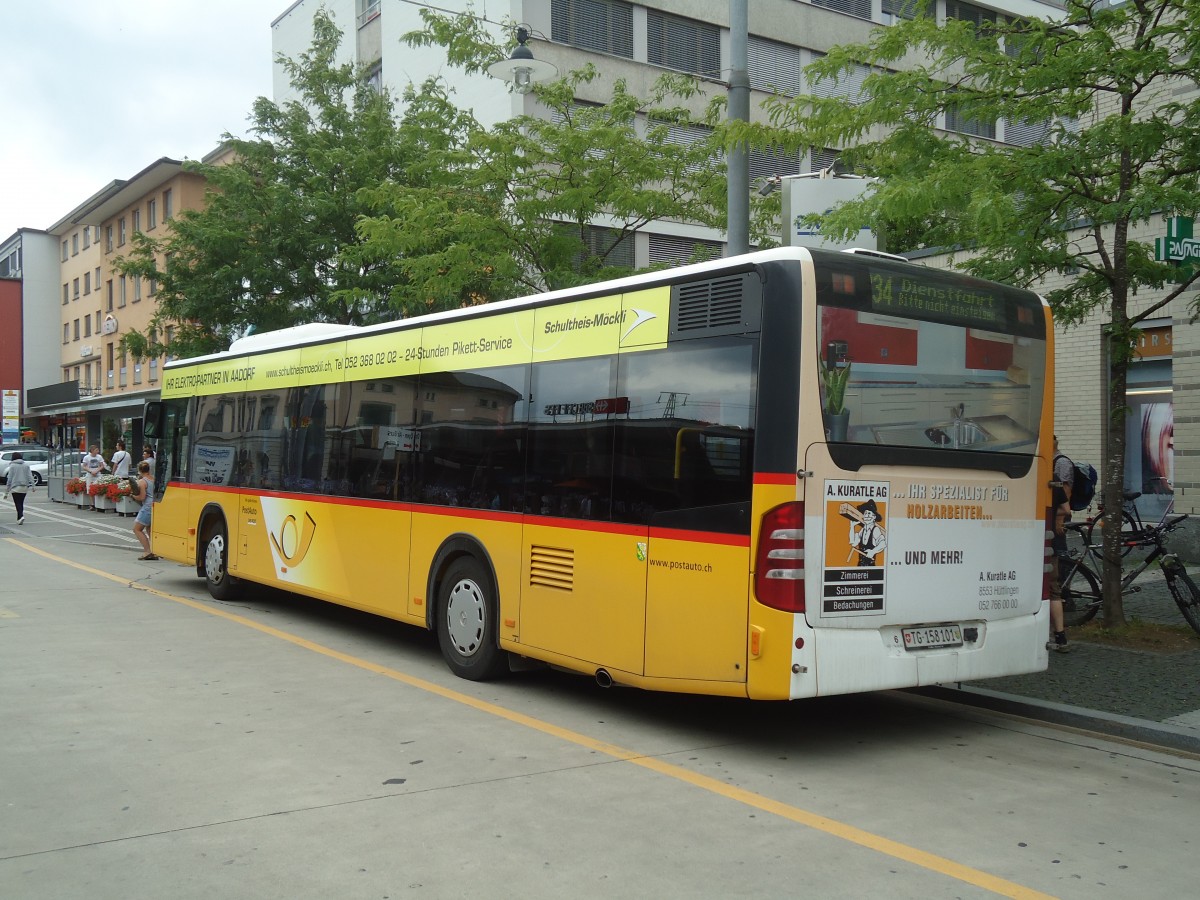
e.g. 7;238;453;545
3;494;1199;899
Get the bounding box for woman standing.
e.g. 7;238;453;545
3;452;34;525
132;460;158;560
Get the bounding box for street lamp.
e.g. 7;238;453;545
487;25;557;94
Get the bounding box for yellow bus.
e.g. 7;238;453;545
143;247;1054;699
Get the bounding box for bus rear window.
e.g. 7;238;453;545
814;254;1047;454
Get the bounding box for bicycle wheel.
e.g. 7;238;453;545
1083;509;1140;558
1060;561;1101;627
1165;565;1200;637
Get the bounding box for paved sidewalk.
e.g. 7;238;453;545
929;568;1200;752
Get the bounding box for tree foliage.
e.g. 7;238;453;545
731;0;1200;624
115;11;446;359
357;8;729;295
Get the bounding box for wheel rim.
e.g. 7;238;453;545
445;577;486;658
205;533;227;584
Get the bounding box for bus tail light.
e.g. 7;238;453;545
755;502;806;612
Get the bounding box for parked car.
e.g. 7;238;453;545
0;446;51;485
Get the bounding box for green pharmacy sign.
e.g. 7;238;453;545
1154;216;1200;279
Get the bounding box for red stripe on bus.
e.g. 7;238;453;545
170;482;748;543
754;472;796;486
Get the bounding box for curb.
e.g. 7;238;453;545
913;684;1200;755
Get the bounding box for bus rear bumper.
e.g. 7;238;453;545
789;606;1051;699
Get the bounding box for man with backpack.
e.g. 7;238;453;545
1049;436;1076;652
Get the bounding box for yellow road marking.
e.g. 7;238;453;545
6;538;1054;899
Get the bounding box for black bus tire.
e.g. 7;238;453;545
203;522;242;602
436;556;508;681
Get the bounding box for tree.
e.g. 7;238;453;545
116;11;447;359
733;0;1200;625
365;8;730;294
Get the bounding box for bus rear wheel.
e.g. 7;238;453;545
437;557;507;681
204;523;242;602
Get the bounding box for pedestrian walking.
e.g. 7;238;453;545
3;452;34;524
132;460;158;560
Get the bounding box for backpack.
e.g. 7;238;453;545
1055;454;1097;511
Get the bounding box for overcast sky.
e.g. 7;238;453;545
0;0;285;242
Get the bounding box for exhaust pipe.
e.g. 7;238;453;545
594;668;613;689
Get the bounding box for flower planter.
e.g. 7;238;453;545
116;496;140;517
73;492;88;507
95;495;114;512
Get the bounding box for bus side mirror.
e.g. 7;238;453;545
143;401;164;439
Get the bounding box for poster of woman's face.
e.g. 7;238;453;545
1140;401;1173;494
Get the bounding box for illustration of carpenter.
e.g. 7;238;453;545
849;498;887;566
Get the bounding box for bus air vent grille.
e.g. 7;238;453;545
670;273;761;340
530;545;574;591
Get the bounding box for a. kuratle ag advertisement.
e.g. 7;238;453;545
818;476;1039;621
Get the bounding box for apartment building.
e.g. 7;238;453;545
272;0;1061;266
0;229;59;441
24;157;211;451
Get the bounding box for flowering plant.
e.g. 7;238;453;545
66;477;88;495
105;478;134;501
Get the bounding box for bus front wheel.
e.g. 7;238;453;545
204;523;242;602
436;557;507;681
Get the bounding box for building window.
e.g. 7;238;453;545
94;266;101;288
118;218;127;247
147;198;157;230
72;233;79;256
807;52;872;104
73;319;80;341
748;37;802;96
365;62;383;93
84;271;91;294
132;209;141;233
149;359;158;382
73;277;80;299
749;146;802;180
812;0;872;19
148;278;157;297
133;276;142;302
946;0;998;34
62;283;69;305
83;228;91;250
105;226;113;253
163;189;173;219
882;0;924;22
106;280;114;312
61;241;68;261
63;323;70;344
84;316;92;337
118;275;127;308
647;233;723;266
946;100;996;139
647;10;720;78
551;0;634;58
357;0;380;27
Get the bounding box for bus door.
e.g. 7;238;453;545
146;398;193;562
643;426;752;683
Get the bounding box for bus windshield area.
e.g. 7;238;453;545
814;254;1047;454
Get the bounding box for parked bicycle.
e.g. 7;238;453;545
1059;492;1200;636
